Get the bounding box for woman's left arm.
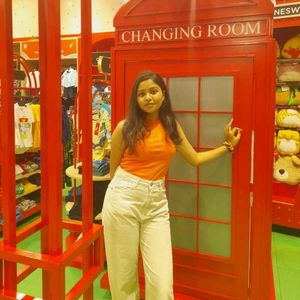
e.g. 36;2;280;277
176;119;242;167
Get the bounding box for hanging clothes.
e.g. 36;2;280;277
14;103;34;153
29;103;40;149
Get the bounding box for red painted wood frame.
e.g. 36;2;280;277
0;1;104;299
272;12;300;229
108;1;276;299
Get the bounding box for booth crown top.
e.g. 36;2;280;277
114;0;274;28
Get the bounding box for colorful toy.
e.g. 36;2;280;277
275;86;290;105
289;87;300;105
281;34;300;59
276;130;300;155
273;155;300;185
276;109;300;128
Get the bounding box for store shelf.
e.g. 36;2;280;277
21;203;41;219
277;58;300;64
275;104;300;109
16;169;40;181
16;186;41;199
277;81;300;86
0;203;41;233
275;126;300;131
66;163;110;181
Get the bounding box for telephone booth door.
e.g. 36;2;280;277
112;1;276;299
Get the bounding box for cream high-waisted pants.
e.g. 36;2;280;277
102;167;174;300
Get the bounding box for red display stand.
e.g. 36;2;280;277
101;1;276;299
272;1;300;231
0;1;104;299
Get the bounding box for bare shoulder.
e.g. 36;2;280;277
116;119;126;129
113;119;126;133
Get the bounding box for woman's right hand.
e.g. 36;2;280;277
224;119;242;150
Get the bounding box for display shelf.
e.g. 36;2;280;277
15;169;40;181
275;104;300;109
21;203;41;219
65;162;110;181
275;126;300;131
277;81;300;86
273;22;300;231
277;58;300;64
16;186;41;199
0;203;41;233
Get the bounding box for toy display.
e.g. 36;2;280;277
275;86;290;105
289;87;300;105
277;62;300;82
276;129;300;155
276;108;300;128
273;155;300;185
281;34;300;59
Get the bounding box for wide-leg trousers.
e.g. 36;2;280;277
102;167;174;300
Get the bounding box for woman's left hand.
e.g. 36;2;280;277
224;119;242;149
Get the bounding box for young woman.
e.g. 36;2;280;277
102;70;241;300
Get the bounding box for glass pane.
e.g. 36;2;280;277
198;221;231;257
199;152;232;185
169;77;198;111
175;113;198;146
200;113;232;148
199;186;231;221
200;76;233;112
168;152;197;182
168;182;197;216
170;216;196;251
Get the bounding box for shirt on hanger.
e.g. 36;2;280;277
61;67;78;88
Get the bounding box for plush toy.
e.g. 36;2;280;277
276;130;300;155
276;86;290;105
274;155;300;185
277;63;300;81
276;109;300;128
282;35;300;59
288;87;300;105
276;41;281;58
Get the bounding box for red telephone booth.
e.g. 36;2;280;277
109;1;276;299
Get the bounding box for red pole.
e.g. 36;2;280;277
81;0;93;231
0;0;17;292
80;0;94;299
38;0;64;298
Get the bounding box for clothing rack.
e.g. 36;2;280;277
14;95;40;105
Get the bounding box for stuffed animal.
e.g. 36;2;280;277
288;87;300;105
276;130;300;155
274;155;300;185
277;63;300;81
276;86;290;105
276;109;300;128
282;34;300;59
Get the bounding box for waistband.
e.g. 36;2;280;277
114;166;165;187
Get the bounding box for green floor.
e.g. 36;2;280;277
15;229;300;299
3;213;300;299
16;226;111;299
272;231;300;300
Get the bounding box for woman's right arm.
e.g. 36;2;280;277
109;120;126;179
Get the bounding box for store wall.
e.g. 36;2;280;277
12;0;129;38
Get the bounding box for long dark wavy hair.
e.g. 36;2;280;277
123;70;182;153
